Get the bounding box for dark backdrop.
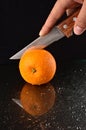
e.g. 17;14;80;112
1;0;86;64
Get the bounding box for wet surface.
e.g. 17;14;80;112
0;60;86;130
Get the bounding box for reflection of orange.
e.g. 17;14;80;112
19;49;56;85
20;83;56;116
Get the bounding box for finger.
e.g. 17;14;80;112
74;0;83;4
39;0;66;36
74;1;86;35
66;8;76;16
66;3;81;16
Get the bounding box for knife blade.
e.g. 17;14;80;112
10;8;80;60
10;28;64;59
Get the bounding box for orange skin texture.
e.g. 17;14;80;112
19;49;56;85
20;83;56;116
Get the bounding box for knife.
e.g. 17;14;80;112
10;8;80;60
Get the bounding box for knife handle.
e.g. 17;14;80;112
57;7;80;37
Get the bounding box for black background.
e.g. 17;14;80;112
1;0;86;64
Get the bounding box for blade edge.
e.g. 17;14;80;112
10;27;64;59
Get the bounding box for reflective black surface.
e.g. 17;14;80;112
0;60;86;130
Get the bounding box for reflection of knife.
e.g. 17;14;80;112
12;98;23;108
10;8;80;60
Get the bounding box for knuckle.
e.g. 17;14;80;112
76;18;86;28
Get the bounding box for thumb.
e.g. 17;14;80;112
74;1;86;35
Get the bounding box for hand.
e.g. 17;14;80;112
39;0;86;36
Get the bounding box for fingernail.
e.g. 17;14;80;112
39;30;43;36
74;26;84;35
39;30;47;36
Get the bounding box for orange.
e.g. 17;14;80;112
19;49;56;85
20;83;56;117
